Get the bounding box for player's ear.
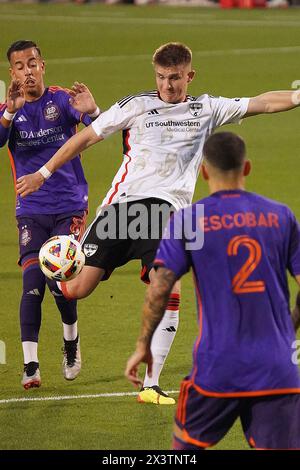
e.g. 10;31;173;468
201;164;209;181
41;60;46;75
187;70;195;83
243;160;251;177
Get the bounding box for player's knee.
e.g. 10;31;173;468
58;278;90;300
71;284;95;299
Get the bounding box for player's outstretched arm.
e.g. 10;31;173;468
16;125;102;198
125;268;177;387
245;91;300;117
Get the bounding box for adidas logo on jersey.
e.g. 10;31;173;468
16;115;27;122
148;109;159;115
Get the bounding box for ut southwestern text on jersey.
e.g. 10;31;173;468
145;120;201;128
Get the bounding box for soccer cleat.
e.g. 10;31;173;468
62;336;81;380
22;362;41;390
137;385;176;405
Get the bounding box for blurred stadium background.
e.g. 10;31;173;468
0;1;300;450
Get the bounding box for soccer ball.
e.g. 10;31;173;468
39;235;85;281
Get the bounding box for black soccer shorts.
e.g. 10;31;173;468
81;197;174;283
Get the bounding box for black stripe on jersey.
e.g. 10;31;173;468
186;95;198;101
118;94;134;106
118;90;157;105
118;91;157;108
119;92;157;108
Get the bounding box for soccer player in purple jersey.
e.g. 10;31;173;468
0;40;100;389
125;132;300;449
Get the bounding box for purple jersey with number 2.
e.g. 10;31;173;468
154;190;300;396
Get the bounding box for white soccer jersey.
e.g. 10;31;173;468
92;91;249;210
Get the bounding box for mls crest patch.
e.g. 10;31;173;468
83;243;98;257
189;102;203;117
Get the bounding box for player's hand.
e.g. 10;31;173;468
69;82;99;116
16;172;45;198
125;343;153;388
6;79;26;113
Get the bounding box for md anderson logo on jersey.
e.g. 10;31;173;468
16;126;65;147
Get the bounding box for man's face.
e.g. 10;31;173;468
9;47;45;99
154;63;195;104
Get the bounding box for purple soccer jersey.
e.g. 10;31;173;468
0;86;91;215
154;190;300;396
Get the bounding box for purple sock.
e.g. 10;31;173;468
20;259;46;342
46;279;78;325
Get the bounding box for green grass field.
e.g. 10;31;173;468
0;2;300;450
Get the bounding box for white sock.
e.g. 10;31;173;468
143;309;179;388
63;321;78;341
22;341;38;364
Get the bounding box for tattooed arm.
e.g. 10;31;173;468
125;267;177;387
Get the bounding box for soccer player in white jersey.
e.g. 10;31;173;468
17;42;300;404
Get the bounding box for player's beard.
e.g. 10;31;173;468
25;83;44;100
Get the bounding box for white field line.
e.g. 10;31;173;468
0;390;179;405
0;13;300;28
1;45;299;69
262;14;300;20
169;13;216;18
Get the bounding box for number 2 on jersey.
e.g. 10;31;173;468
227;235;265;294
